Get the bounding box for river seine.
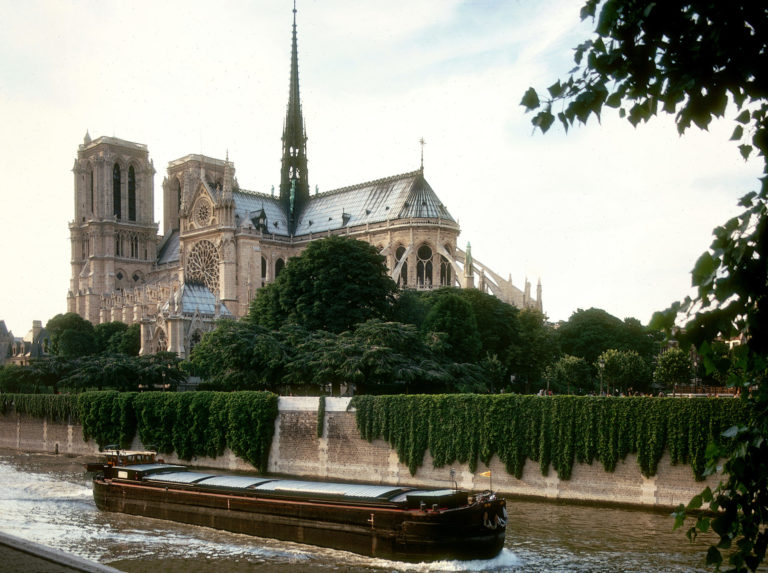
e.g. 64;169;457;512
0;450;718;572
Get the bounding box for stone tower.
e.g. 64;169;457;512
68;134;158;324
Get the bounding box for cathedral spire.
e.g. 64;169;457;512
279;0;310;233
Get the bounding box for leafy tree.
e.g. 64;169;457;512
596;349;650;395
93;322;128;354
247;236;397;334
511;308;560;392
188;320;288;391
653;347;693;390
0;364;38;393
559;308;625;367
46;313;95;357
524;2;768;569
422;291;482;363
544;354;592;394
118;323;141;356
389;289;432;328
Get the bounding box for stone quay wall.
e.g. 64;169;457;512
0;396;716;509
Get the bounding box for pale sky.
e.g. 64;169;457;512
0;0;762;337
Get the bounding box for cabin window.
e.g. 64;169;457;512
113;163;121;219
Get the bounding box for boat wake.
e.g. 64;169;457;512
355;548;521;572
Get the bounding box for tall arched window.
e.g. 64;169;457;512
440;255;453;286
275;258;285;278
396;246;408;287
112;163;122;219
417;244;433;287
128;166;136;221
174;178;181;214
261;255;267;287
89;169;94;214
130;234;139;258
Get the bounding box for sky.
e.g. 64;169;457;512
0;0;762;337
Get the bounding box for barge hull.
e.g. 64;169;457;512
93;479;505;561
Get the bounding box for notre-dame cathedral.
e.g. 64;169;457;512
67;7;542;358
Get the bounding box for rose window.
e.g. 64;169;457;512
195;201;211;226
187;240;219;292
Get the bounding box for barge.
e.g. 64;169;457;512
87;449;507;561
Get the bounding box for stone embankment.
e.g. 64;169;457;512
0;396;717;509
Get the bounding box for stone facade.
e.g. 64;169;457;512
66;8;543;357
0;320;50;366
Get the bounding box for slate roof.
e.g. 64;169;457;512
160;283;232;317
231;170;455;238
294;170;455;236
233;190;290;236
157;230;180;265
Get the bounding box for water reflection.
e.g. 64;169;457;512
0;451;716;572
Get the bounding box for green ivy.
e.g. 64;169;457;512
3;391;278;472
78;391;137;449
353;395;750;480
224;391;279;473
0;393;80;422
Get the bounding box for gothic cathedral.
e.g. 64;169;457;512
68;7;542;358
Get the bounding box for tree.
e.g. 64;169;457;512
511;308;560;392
188;320;288;391
559;308;657;369
523;2;768;569
596;349;650;395
46;313;95;357
93;321;128;354
422;291;482;363
544;355;592;394
118;323;141;356
247;236;397;333
653;347;693;390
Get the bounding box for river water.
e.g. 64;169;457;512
0;450;718;572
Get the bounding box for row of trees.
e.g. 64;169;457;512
2;238;740;395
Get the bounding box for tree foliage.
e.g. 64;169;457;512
247;236;397;333
544;355;592;394
596;348;651;394
524;1;768;570
423;291;482;363
654;347;693;389
188;320;289;391
46;313;95;357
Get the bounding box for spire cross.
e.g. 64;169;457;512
419;137;426;171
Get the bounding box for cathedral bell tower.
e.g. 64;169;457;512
68;133;158;324
279;3;310;234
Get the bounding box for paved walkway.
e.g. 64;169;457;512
0;531;123;573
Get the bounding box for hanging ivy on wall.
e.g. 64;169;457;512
4;391;278;473
78;391;137;449
352;395;750;480
0;393;80;423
